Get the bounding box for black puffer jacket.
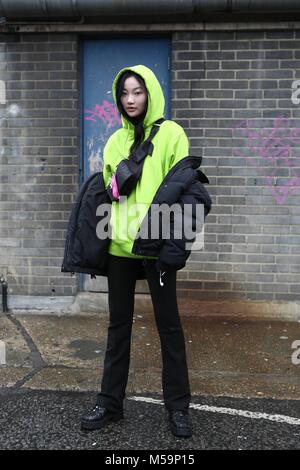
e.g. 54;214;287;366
61;155;212;279
132;155;211;272
61;172;111;277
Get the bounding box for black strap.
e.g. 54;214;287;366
130;118;165;164
108;118;165;200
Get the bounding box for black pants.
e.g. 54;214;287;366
96;254;191;413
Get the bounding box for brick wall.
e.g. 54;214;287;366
0;33;79;297
173;30;300;301
0;28;299;303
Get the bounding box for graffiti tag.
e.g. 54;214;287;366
233;117;300;204
84;100;121;128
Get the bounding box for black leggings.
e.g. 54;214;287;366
96;254;191;412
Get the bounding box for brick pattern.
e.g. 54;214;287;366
173;30;300;301
1;30;300;302
0;33;79;296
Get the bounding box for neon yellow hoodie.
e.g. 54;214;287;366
102;65;189;259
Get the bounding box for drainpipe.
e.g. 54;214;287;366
0;0;300;18
0;275;8;313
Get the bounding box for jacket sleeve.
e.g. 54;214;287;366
156;177;212;272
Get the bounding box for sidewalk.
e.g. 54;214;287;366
1;309;300;400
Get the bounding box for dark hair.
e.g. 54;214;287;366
115;70;148;154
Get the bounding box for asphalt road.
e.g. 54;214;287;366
0;388;300;451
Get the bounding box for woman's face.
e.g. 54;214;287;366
120;76;147;119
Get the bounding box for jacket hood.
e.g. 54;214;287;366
112;64;165;131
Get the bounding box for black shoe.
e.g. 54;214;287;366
168;410;192;438
81;404;124;431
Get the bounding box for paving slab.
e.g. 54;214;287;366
18;315;107;368
1;312;300;400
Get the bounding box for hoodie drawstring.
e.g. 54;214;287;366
159;270;166;287
143;259;165;287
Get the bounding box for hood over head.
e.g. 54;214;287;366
112;64;165;131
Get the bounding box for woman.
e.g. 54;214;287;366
81;65;193;438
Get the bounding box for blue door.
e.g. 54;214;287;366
81;36;171;292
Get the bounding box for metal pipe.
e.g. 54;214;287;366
0;0;300;18
0;275;8;313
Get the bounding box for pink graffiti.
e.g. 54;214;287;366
233;117;300;204
84;100;122;128
266;175;300;205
